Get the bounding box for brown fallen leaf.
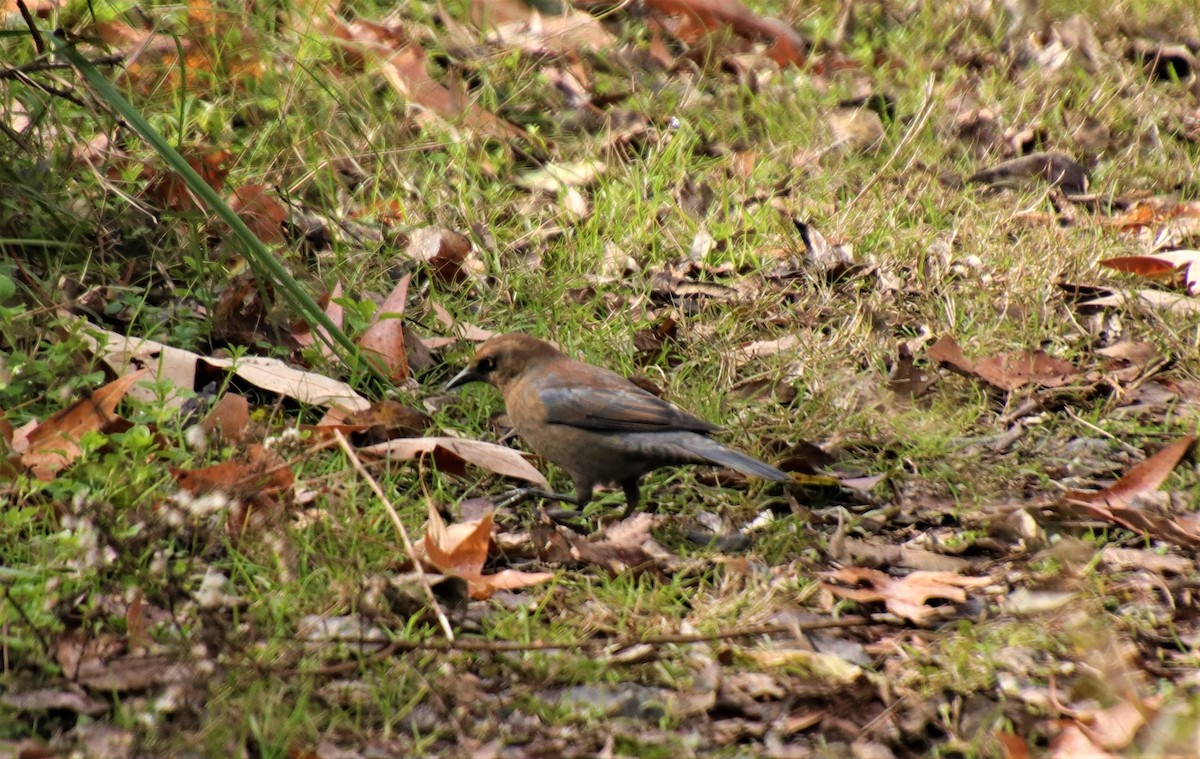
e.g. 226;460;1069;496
643;0;808;67
823;567;991;625
471;0;617;55
141;149;232;212
15;369;149;480
359;274;410;382
86;325;371;413
174;444;295;533
1100;250;1200;295
419;504;553;600
927;335;1078;391
1066;436;1193;510
227;183;286;243
1063;436;1200;548
1049;723;1119;759
291;281;345;359
198;393;250;443
358;436;549;487
324;14;524;141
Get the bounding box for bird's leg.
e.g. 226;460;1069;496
494;488;577;510
619;479;641;520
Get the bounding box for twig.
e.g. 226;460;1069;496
0;54;124;81
333;430;456;643
15;0;43;54
841;74;936;214
280;614;879;677
1063;407;1143;457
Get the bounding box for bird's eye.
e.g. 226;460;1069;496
477;357;496;373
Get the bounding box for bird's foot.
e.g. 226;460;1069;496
494;487;578;510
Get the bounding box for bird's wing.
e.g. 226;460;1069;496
536;384;720;433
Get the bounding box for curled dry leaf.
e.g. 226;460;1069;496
85;325;370;413
358;436;549;487
407;227;477;285
420;503;554;600
823;567;991;626
1066;436;1193;510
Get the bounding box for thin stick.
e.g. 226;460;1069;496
283;615;879;677
841;75;936;214
333;430;455;643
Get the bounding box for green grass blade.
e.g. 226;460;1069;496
51;33;388;390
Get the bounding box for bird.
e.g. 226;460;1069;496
446;333;789;518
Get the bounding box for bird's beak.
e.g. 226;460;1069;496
445;366;482;391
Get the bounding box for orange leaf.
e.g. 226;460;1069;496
228;184;286;243
1099;256;1182;278
18;369;149;480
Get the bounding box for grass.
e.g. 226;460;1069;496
4;0;1200;754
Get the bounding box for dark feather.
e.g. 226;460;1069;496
537;385;719;433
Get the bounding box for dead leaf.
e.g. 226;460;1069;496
1063;436;1200;548
927;335;1078;391
85;325;370;413
1050;723;1119;759
644;0;808;67
324;14;524;141
1100;250;1200;295
827;107;885;152
1065;436;1193;510
359;274;410;382
198;393;250;443
422;501;491;576
227;183;287;243
406;228;475;284
358;437;549;487
175;444;295;532
973;351;1078;390
564;513;666;573
1081;288;1200;315
823;567;991;625
15;369;149;480
888;344;936;399
291;281;345;359
142;149;232;212
471;0;617;54
420;504;554;599
517;159;606;194
0;687;109;716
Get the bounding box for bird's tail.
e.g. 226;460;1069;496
630;432;790;481
694;438;791;481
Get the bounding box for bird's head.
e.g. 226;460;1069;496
446;333;562;393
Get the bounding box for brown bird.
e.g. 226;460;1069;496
447;333;789;517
